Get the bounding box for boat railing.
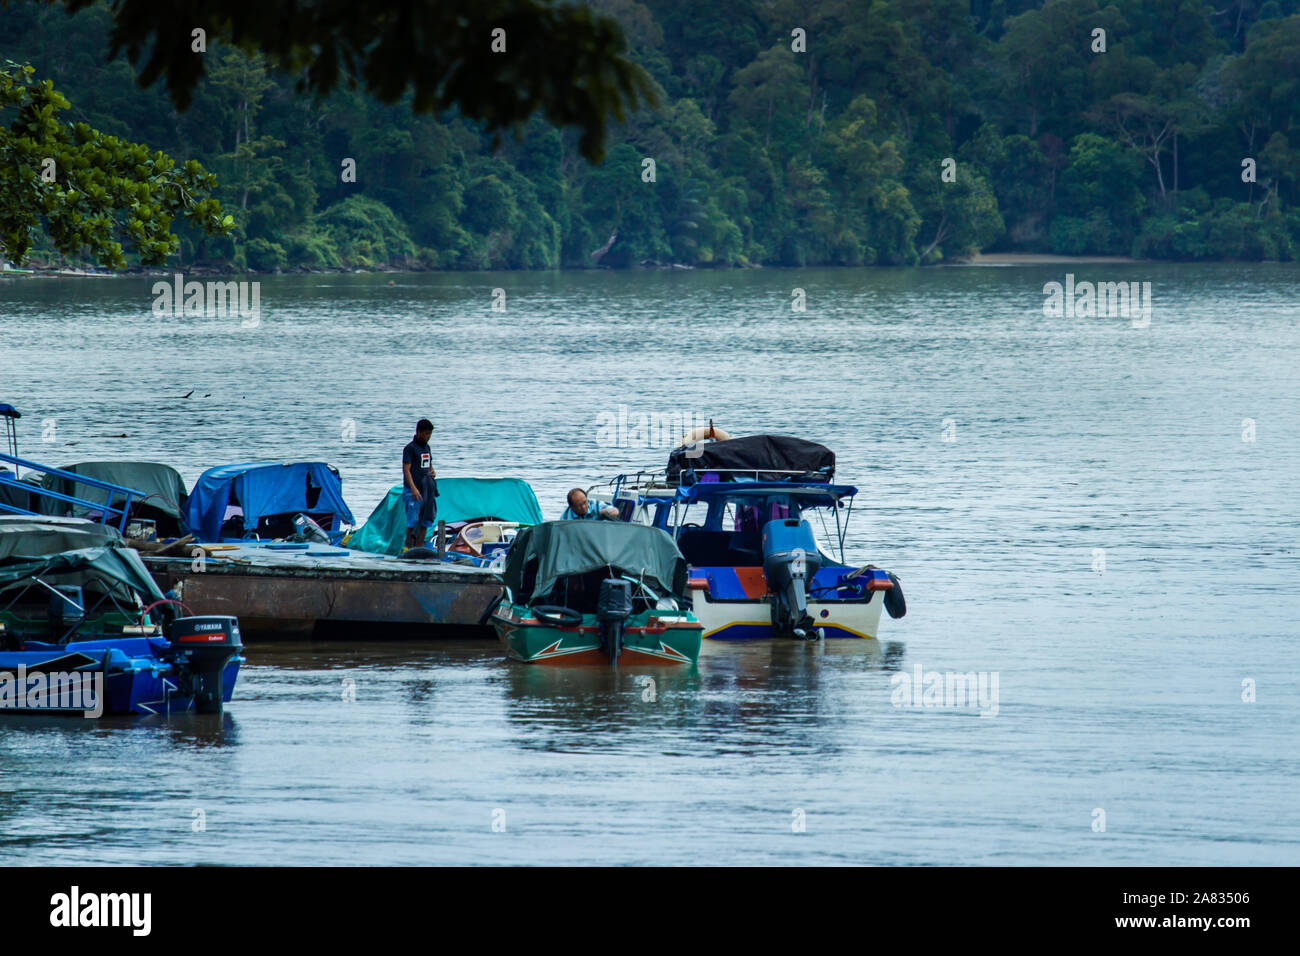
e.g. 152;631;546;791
0;451;143;533
600;466;836;502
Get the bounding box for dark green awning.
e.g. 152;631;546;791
502;520;688;603
0;517;162;599
0;517;123;559
40;461;188;523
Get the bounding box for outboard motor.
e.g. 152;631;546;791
293;513;331;544
166;615;243;713
596;578;634;665
762;519;822;639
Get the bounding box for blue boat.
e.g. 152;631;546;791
0;517;242;716
591;432;907;642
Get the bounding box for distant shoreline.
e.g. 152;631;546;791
12;252;1285;278
960;253;1146;266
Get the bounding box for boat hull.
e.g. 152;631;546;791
0;638;241;716
688;581;884;641
492;604;702;664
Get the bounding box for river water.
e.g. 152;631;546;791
1;265;1297;864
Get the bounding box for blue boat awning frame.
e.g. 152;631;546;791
672;480;859;504
0;451;143;533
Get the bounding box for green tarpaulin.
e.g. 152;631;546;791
503;520;688;604
0;517;163;599
39;461;188;524
345;477;544;556
0;516;122;559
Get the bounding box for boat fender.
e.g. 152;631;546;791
399;547;440;561
884;573;906;619
532;605;584;627
477;593;505;626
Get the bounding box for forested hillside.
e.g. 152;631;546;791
3;0;1299;270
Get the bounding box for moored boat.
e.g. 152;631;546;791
0;517;242;716
187;461;356;542
491;520;703;664
39;460;190;539
345;476;543;564
147;470;526;638
592;431;907;643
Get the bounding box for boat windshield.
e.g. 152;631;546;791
662;485;855;565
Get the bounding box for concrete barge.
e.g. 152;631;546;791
142;543;502;639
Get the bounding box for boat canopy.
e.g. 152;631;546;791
0;517;163;598
503;520;689;603
346;477;543;556
0;516;123;557
187;462;355;541
666;434;835;484
673;480;858;504
39;461;188;526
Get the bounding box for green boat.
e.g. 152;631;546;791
491;520;703;665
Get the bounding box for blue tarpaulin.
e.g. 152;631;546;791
187;462;355;541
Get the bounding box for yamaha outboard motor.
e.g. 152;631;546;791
762;519;822;639
596;578;634;665
166;616;243;713
293;513;331;544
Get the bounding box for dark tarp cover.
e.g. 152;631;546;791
503;520;688;603
39;461;188;524
0;516;123;558
0;473;42;516
0;517;162;599
346;478;543;556
666;434;836;483
187;462;355;541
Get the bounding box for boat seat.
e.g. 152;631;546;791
677;529;762;568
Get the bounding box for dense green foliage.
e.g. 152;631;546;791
0;60;229;267
46;0;656;162
3;0;1299;270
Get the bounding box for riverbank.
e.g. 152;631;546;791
963;253;1146;265
8;252;1159;279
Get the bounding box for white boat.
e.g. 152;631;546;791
589;433;906;642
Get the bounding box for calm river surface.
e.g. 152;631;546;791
1;265;1297;864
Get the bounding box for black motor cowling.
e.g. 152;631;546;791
762;519;822;639
167;615;242;713
596;578;634;665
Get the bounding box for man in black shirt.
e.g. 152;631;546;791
402;418;438;550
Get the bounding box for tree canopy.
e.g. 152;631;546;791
0;59;229;267
48;0;658;162
3;0;1300;271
